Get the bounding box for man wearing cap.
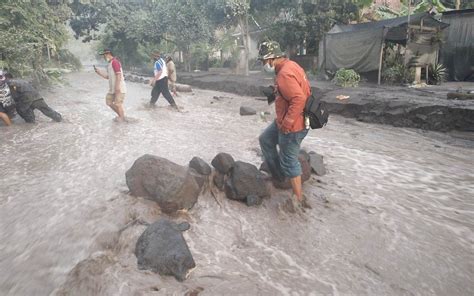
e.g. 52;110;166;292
94;49;127;121
149;51;177;109
257;41;311;208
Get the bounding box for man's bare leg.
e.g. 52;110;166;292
115;103;125;121
0;112;12;126
290;175;302;202
107;102;120;116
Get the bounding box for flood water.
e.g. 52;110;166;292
0;71;473;295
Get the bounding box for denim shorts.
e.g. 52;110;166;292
259;121;308;178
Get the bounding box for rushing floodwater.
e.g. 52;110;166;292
0;71;473;295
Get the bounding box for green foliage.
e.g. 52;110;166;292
263;0;362;55
382;47;415;84
429;63;447;85
376;0;448;19
0;0;71;80
382;64;415;84
73;0;212;70
333;68;360;87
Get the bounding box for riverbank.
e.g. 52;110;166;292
176;70;474;132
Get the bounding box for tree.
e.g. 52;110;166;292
0;0;71;80
263;0;363;56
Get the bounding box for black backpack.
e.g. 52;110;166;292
303;93;329;129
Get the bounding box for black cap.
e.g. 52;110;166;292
98;48;112;55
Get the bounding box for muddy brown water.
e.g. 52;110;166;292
0;72;473;295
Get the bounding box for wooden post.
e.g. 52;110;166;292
323;34;327;72
425;64;429;84
415;66;421;84
378;28;386;85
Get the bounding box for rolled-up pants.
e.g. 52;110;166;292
259;121;308;180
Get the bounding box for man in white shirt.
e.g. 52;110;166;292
149;51;177;109
94;49;127;121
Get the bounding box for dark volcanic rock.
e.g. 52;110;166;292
211;153;235;174
188;168;207;189
228;161;269;200
299;150;311;163
224;179;237;200
308;151;326;176
125;154;201;213
135;219;195;282
246;195;263;206
259;161;270;173
189;157;212;176
213;172;225;190
240;106;257;116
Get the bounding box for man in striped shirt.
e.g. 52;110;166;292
149;51;177;109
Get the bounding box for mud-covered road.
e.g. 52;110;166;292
0;71;473;295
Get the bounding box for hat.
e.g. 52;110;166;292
151;51;161;59
258;41;284;60
98;48;112;55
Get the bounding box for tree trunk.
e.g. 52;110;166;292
455;0;460;10
239;14;250;76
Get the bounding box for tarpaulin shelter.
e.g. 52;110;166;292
440;9;474;81
319;12;449;84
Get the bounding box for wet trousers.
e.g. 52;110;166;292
259;121;308;180
17;99;62;123
150;77;176;106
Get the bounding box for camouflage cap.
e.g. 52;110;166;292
258;41;284;60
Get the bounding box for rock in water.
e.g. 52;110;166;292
135;219;195;282
176;83;193;92
308;151;326;176
240;106;257;116
213;172;225;190
211;153;235;174
125;154;201;213
189;157;212;176
227;161;269;201
246;195;263;206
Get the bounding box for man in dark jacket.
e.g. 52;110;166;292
5;73;62;123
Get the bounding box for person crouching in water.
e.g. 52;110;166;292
149;51;178;109
5;72;62;123
94;48;127;122
0;70;14;126
257;41;310;209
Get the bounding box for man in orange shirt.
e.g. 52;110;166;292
258;41;311;207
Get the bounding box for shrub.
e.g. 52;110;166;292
332;68;360;87
429;63;447;85
382;63;415;85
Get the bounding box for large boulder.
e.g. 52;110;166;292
211;153;235;174
135;219;195;282
225;161;269;201
189;157;212;176
125;154;201;213
308;151;326;176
